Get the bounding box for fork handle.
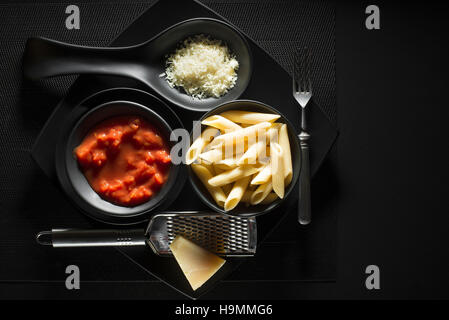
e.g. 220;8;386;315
298;131;311;225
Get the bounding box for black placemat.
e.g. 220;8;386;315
0;0;337;294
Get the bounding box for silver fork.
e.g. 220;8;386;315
293;48;312;225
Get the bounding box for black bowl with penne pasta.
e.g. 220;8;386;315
187;100;301;217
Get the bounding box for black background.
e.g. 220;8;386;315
1;0;449;300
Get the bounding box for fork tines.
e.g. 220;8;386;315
293;47;312;93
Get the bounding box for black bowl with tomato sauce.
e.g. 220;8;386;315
64;99;183;225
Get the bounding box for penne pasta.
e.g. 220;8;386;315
220;110;280;124
251;164;272;185
237;132;267;165
260;192;278;204
191;164;227;207
199;148;223;163
265;147;271;157
202;115;242;131
189;109;293;211
270;142;285;199
236;142;257;165
247;181;258;192
242;190;278;205
224;176;251;211
240;190;253;203
213;165;225;175
256;147;270;165
267;127;279;144
213;165;233;195
250;182;273;205
214;161;237;171
186;127;219;164
209;122;271;150
222;184;233;196
279;124;293;185
201;141;213;154
201;162;215;175
215;149;244;167
208;165;261;187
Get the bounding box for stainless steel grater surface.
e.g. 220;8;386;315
37;212;257;257
147;212;257;257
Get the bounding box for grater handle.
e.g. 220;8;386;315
36;229;146;247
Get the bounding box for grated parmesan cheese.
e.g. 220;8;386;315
164;34;239;99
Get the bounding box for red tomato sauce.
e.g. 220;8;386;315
74;116;171;206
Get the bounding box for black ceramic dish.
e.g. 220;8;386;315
23;17;252;112
28;0;338;299
188;100;301;217
55;88;187;225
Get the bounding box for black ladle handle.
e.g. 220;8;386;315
23;37;141;80
36;229;146;247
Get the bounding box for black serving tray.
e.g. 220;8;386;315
31;0;337;299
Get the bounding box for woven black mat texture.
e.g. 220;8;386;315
0;0;337;285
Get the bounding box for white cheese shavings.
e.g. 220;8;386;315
164;34;239;99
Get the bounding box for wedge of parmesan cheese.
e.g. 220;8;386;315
170;235;226;291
